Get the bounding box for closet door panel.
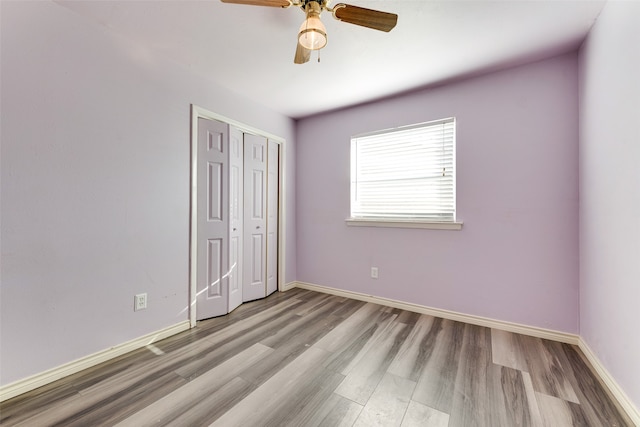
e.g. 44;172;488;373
196;118;229;319
228;126;244;312
266;140;279;295
243;134;267;302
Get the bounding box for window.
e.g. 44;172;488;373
349;118;460;229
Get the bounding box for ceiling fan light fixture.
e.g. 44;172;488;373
298;15;327;50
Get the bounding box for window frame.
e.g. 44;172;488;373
346;118;463;230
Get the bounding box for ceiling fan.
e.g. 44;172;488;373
220;0;398;64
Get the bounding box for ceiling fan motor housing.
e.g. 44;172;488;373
300;0;326;11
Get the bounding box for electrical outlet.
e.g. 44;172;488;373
134;293;147;311
371;267;378;279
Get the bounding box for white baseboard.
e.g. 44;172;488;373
289;281;579;344
281;281;298;292
0;320;190;402
578;338;640;425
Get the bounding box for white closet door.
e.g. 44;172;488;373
196;118;229;319
243;134;267;302
228;126;244;312
266;140;279;295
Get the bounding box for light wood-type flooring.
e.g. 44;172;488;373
0;288;633;426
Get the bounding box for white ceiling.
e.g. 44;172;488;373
56;0;605;119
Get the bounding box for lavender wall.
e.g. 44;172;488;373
578;0;640;410
0;1;296;386
296;54;579;333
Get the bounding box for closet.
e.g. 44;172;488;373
194;116;280;320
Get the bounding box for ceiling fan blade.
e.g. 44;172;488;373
332;3;397;32
220;0;291;7
294;41;311;64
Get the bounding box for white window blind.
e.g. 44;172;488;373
350;118;456;221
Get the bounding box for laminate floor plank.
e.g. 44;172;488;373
260;298;346;350
487;364;531;426
388;315;436;382
156;296;304;353
396;310;422;326
331;298;367;319
258;370;346;427
334;322;408;405
114;343;272;427
491;328;529;372
519;335;580;404
400;400;449;427
535;392;583;427
209;346;332;426
0;382;79;425
283;288;316;301
448;323;492;427
70;345;160;394
337;311;401;376
1;289;632;427
521;371;545;427
411;318;466;414
198;296;305;345
293;291;336;316
6;391;87;427
554;341;633;426
203;298;342;388
240;339;324;388
174;309;302;380
313;302;388;353
76;336;216;397
52;372;187;427
310;393;364;427
323;321;379;374
352;373;416;427
243;315;345;386
161;377;254;427
14;372;186;427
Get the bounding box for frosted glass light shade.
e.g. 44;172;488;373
298;16;327;50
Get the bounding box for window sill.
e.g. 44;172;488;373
345;218;463;230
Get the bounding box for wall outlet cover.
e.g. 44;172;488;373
134;293;147;311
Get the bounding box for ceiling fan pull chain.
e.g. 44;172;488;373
318;49;321;62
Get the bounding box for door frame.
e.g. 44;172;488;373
189;104;287;328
